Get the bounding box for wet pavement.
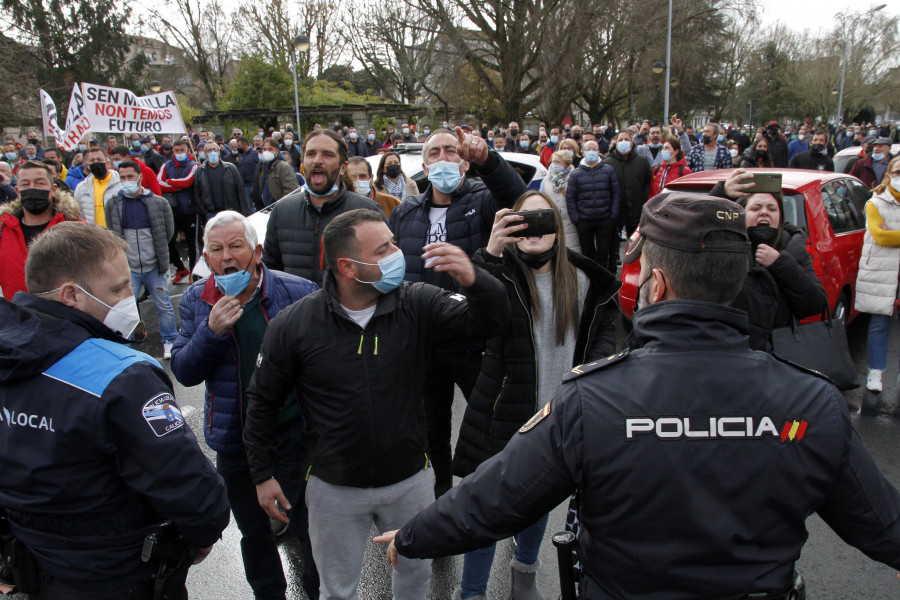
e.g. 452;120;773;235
11;261;900;599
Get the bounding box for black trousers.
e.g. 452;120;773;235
577;219;617;274
422;349;483;498
169;213;200;273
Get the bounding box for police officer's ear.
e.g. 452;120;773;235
648;268;670;304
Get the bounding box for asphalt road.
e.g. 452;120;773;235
112;266;900;600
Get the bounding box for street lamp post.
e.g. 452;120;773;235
747;100;752;127
835;4;886;125
291;34;311;139
650;0;675;119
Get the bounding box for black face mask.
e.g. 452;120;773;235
509;128;519;136
28;138;39;146
747;225;779;254
811;143;825;154
702;135;712;145
517;243;558;270
88;162;108;178
385;164;401;178
20;188;51;214
572;133;582;141
767;129;779;138
756;149;768;158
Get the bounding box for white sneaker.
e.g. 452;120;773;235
163;342;173;360
866;369;883;392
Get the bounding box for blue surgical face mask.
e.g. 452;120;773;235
869;129;877;136
175;153;188;162
617;141;632;154
121;181;140;196
207;152;219;164
199;152;206;161
346;248;406;293
520;140;529;149
660;150;673;162
77;144;87;152
368;133;375;141
304;182;339;197
872;152;885;161
550;135;559;144
717;134;725;143
141;144;151;153
584;150;600;163
112;160;122;169
4;152;17;161
427;160;463;193
215;255;255;297
355;179;371;196
132;140;141;148
649;141;662;149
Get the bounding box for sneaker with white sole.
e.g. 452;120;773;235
163;342;173;360
866;368;883;392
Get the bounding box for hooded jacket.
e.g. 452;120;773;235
0;293;229;590
649;156;692;198
0;191;81;300
261;184;383;286
452;248;621;477
171;264;319;454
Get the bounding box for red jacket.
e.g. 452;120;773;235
0;193;82;300
135;160;162;196
650;157;692;198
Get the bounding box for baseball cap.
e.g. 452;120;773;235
140;136;151;143
89;137;100;144
767;121;779;129
623;193;750;264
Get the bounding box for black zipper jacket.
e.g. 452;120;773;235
243;265;510;488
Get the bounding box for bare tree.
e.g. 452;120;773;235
410;0;566;121
344;1;439;103
147;0;237;107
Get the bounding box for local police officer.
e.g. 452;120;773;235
0;221;229;598
375;193;900;598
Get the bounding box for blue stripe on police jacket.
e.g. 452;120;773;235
43;338;161;397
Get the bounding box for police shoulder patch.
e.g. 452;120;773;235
563;349;630;382
519;401;552;434
142;393;185;437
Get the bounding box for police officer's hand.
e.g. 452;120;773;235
373;530;399;565
193;545;214;565
208;295;243;336
422;242;476;287
455;126;489;166
724;169;754;199
755;243;780;267
256;478;291;524
486;208;527;256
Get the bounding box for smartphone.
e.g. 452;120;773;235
747;172;782;194
509;209;557;237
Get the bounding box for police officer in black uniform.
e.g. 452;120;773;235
0;221;230;599
375;193;900;599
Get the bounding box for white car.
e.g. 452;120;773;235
191;146;548;280
833;143;900;174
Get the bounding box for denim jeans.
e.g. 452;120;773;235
867;313;893;370
460;513;550;598
216;422;318;600
244;184;255;215
130;270;176;344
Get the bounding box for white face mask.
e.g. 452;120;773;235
77;284;141;339
355;179;371;195
284;139;293;147
729;149;739;158
892;177;900;191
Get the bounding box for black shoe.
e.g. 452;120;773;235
137;289;151;304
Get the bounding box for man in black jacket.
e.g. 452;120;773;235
389;126;527;497
788;130;835;171
244;209;510;600
375;193;900;599
262;130;383;286
0;221;229;598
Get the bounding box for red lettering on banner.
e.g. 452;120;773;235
95;103;127;119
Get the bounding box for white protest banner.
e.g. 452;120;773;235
53;84;92;151
81;83;186;135
39;89;65;146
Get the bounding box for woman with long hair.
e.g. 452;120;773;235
855;156;900;391
374;151;418;201
649;136;692;197
451;190;620;600
740;137;773;168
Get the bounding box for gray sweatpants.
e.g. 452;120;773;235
306;468;435;600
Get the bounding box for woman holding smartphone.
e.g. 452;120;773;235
451;190;620;600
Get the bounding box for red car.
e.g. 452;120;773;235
619;168;871;324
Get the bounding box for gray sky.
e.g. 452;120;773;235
758;0;897;33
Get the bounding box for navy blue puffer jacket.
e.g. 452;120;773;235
565;161;620;224
171;263;318;453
